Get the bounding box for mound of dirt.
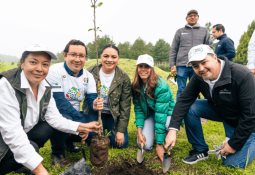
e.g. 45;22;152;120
92;159;158;175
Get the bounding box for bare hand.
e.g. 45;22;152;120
79;132;89;144
250;68;255;75
93;97;104;111
116;132;124;147
164;129;177;149
137;128;146;145
220;141;236;156
32;163;48;175
156;144;164;162
170;66;176;74
77;121;101;133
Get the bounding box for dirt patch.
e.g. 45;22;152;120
92;158;159;175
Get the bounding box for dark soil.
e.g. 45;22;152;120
92;158;160;175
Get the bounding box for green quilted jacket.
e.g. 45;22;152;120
133;77;175;144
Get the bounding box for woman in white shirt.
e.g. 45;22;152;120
0;44;101;175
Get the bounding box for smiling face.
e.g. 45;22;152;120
21;52;51;88
137;64;152;83
64;45;86;76
191;54;221;81
101;47;119;74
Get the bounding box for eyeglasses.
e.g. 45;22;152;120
138;64;150;69
67;52;86;59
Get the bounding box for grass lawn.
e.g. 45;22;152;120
2;59;254;175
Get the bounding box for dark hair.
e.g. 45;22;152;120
132;67;158;99
100;44;120;56
63;39;87;55
19;51;51;67
213;24;225;33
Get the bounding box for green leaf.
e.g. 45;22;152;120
97;2;103;7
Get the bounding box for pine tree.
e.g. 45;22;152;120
234;20;255;64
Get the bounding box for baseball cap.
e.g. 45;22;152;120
136;54;154;67
22;44;57;60
188;44;215;65
187;9;199;17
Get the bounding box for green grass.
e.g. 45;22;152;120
1;59;254;175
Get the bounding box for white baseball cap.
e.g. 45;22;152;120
188;44;215;65
136;54;154;67
22;43;57;59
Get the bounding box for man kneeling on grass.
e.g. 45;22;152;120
164;44;255;168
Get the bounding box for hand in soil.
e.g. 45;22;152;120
156;144;164;162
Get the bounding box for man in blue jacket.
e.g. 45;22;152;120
212;24;236;61
165;44;255;168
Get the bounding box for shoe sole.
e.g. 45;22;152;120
182;156;208;165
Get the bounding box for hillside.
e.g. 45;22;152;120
0;54;19;62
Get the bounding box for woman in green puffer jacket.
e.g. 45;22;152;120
132;54;175;162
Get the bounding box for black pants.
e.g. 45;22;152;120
0;121;54;174
50;113;97;156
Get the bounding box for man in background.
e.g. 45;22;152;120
212;24;236;61
169;9;211;100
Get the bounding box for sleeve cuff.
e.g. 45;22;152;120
23;152;43;171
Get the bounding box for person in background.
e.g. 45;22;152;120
212;24;236;61
46;39;103;165
247;31;255;75
0;44;101;175
85;44;131;148
169;9;211;100
132;54;175;162
165;44;255;168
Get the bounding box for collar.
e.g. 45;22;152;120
218;33;227;40
186;23;200;28
64;62;83;77
20;70;50;91
204;59;225;85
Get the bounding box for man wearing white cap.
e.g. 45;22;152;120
165;44;255;168
0;44;101;174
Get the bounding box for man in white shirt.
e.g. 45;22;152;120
0;44;101;175
247;31;255;75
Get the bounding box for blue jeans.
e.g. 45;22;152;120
185;99;255;168
176;66;194;100
101;113;129;148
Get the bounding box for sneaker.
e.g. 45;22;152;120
182;150;208;165
51;154;70;166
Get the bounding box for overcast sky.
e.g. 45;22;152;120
0;0;254;57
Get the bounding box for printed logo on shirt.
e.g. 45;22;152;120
65;87;81;100
181;33;189;35
219;88;231;95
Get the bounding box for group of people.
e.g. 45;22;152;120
0;9;255;175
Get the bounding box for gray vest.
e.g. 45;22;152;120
0;68;52;161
